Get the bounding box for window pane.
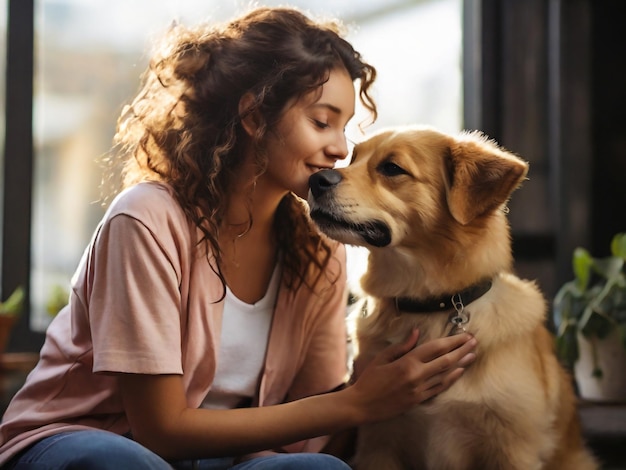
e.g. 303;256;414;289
31;0;461;330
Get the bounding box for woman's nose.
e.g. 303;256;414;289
326;132;349;161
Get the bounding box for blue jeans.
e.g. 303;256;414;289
5;430;351;469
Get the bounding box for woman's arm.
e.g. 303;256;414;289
119;330;476;461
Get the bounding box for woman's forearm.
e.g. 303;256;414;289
120;374;361;460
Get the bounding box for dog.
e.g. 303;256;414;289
308;126;598;470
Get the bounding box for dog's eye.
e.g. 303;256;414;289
378;161;409;177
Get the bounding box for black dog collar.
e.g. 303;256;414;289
395;279;493;314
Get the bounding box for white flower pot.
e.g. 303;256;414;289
575;330;626;403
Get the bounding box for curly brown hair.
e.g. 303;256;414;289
107;6;377;294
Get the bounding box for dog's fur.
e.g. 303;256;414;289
308;126;598;470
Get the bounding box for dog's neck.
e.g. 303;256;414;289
394;278;493;314
360;226;513;300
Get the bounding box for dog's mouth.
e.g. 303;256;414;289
310;209;391;247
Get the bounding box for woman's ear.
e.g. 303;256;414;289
238;93;259;137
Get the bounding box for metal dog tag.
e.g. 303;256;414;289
447;311;470;336
447;293;470;336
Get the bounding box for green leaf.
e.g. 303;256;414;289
580;310;613;339
553;284;572;326
592;256;623;282
611;232;626;259
0;286;24;316
555;324;579;370
46;284;69;316
553;281;590;328
572;248;593;291
554;280;577;307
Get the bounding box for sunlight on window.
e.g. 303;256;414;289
31;0;461;330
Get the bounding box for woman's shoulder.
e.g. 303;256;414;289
106;181;186;223
102;181;195;246
96;181;198;261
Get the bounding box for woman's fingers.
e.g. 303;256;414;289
376;329;420;363
412;332;476;363
420;366;460;392
391;333;477;403
418;367;465;402
412;350;475;402
458;351;477;368
420;335;477;374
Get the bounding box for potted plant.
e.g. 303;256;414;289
0;286;25;353
46;284;69;317
553;232;626;402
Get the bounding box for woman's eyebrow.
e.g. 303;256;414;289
312;102;342;115
312;102;355;122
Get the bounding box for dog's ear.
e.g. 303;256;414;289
445;133;528;225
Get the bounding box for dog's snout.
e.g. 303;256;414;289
309;169;343;199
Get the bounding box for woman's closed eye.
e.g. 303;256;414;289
312;119;330;129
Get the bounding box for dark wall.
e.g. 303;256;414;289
591;2;626;256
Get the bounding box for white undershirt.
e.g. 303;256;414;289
201;264;280;409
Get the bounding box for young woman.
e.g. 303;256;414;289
0;6;476;469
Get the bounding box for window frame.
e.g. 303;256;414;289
2;0;44;351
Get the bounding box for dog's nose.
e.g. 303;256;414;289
309;169;342;200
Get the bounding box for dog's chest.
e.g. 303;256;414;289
359;396;493;468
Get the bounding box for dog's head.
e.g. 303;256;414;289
308;126;528;296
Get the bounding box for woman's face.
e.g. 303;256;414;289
261;67;356;199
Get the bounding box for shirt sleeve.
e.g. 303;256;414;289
88;213;184;375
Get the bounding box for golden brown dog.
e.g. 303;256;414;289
308;126;598;470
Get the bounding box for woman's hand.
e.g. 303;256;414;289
346;330;477;423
